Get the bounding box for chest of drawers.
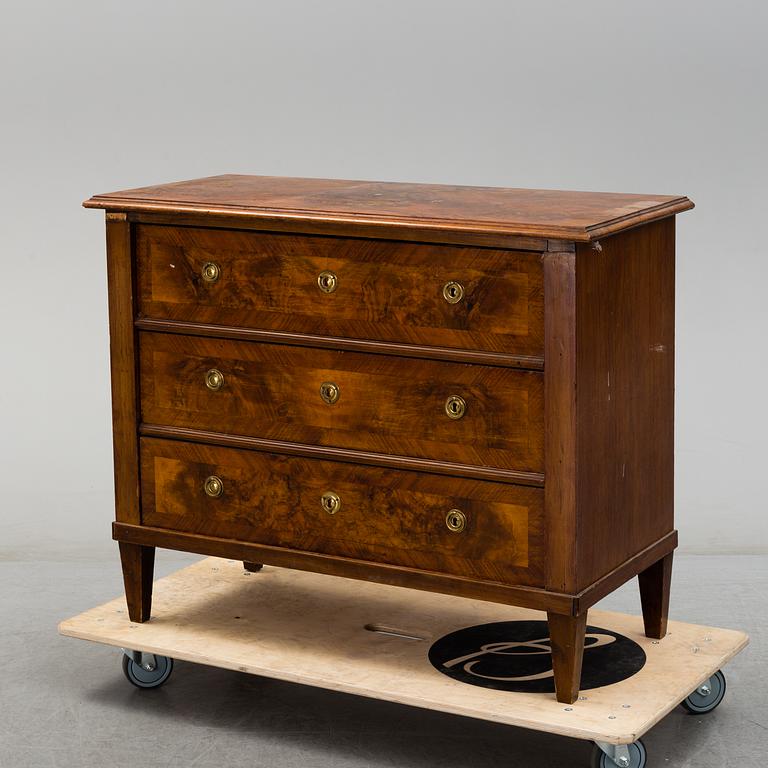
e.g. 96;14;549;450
85;175;693;703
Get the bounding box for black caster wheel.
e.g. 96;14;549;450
681;669;726;714
122;653;174;689
591;740;647;768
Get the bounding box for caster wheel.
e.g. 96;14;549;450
681;670;726;714
591;740;647;768
122;653;174;689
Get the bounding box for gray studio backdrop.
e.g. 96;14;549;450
1;0;766;561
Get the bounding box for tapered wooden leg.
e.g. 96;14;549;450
243;561;263;573
638;551;673;639
119;542;155;623
547;611;587;704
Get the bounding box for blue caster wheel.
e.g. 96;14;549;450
682;670;726;714
591;740;647;768
122;652;174;689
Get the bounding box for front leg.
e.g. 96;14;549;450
547;611;587;704
119;543;155;623
638;551;673;639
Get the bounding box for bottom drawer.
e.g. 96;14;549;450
140;438;545;587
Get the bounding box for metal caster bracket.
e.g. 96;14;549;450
121;648;158;672
594;742;631;767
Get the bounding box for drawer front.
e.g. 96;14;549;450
136;225;544;356
140;438;545;586
139;332;544;473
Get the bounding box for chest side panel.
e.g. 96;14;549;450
575;218;676;590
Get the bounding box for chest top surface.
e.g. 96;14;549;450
84;174;693;242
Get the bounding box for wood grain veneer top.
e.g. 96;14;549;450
84;174;693;242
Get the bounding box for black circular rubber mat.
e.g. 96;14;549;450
428;621;646;693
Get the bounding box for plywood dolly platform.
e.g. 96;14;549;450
59;558;748;768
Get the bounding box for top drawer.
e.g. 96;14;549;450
136;225;544;357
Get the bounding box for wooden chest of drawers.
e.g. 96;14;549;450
85;175;693;703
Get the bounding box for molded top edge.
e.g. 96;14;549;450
84;174;694;242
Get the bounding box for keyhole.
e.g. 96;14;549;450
320;382;339;404
444;395;466;419
318;271;337;293
442;281;465;304
445;508;466;533
321;491;340;514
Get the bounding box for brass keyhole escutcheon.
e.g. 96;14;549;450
446;508;466;533
318;270;338;294
205;369;224;391
321;491;341;515
201;262;221;283
204;475;224;498
320;381;340;405
445;395;467;419
442;280;464;304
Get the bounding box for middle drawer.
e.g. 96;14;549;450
139;332;544;473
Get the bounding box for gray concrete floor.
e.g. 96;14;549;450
0;553;765;768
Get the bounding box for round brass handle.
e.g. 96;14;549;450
442;280;465;304
320;381;340;405
204;475;224;498
445;508;466;533
318;270;338;294
201;262;221;283
321;491;341;515
445;395;467;420
205;369;224;391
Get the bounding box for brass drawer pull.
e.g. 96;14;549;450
321;491;341;515
204;475;224;498
201;262;221;283
318;270;338;293
442;280;464;304
445;508;466;533
445;395;466;419
205;368;224;391
320;381;340;405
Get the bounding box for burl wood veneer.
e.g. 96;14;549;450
85;174;693;703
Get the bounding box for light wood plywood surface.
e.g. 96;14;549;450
59;558;747;745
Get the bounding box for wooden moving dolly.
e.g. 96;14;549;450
59;558;748;768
